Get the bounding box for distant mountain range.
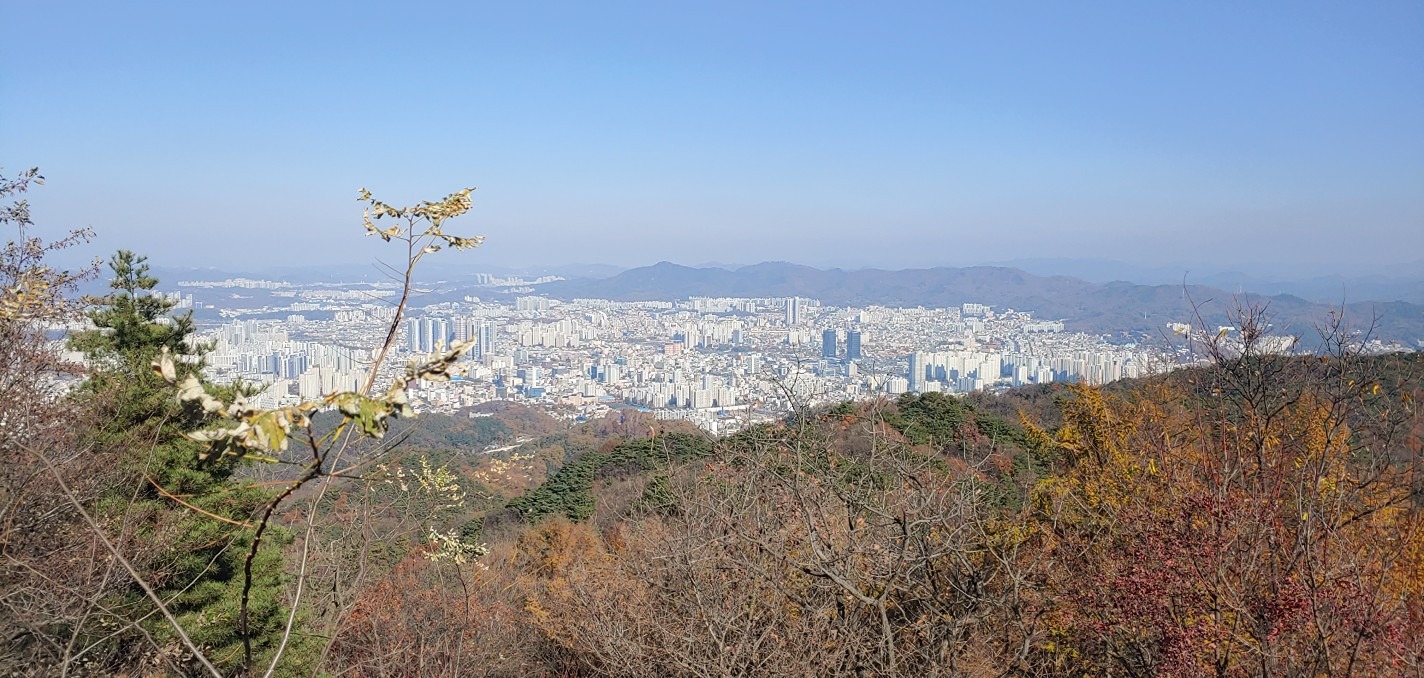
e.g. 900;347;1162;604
153;256;1424;306
987;257;1424;305
538;261;1424;346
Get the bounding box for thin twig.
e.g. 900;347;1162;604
22;442;222;678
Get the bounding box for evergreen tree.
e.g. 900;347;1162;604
75;251;193;365
69;251;295;674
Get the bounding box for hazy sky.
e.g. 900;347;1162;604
3;1;1421;275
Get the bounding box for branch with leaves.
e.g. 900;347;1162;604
143;186;486;675
1;166;98;321
152;338;477;463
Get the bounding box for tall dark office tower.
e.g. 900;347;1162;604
846;329;862;360
822;328;838;359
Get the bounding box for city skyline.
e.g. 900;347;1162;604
173;274;1182;434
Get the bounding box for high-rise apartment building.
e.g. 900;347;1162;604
475;321;495;359
432;318;450;350
846;330;862;360
908;352;926;393
785;297;802;325
418;318;433;352
516;296;552;312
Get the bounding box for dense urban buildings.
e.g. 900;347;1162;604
175;278;1198;434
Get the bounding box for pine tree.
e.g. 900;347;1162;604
72;250;193;365
69;251;295;674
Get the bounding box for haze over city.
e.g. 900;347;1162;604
3;1;1421;276
9;3;1424;676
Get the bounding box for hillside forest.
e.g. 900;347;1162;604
3;169;1422;676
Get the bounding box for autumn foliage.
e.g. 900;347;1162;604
1029;334;1424;675
312;318;1423;677
6;169;1421;675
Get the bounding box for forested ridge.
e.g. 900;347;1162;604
4;169;1422;676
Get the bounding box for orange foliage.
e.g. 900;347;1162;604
1035;375;1423;675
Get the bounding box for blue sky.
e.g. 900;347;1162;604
2;1;1421;275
